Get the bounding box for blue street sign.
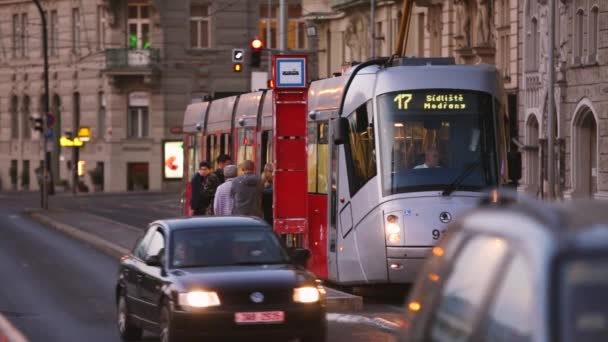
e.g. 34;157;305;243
46;128;53;141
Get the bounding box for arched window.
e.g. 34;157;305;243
589;6;599;60
525;115;540;195
572;107;598;197
529;17;538;70
574;9;584;62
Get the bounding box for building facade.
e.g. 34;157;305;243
0;0;261;192
518;0;608;200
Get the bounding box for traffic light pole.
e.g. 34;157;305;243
33;0;49;210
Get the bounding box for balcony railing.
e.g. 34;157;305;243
105;48;160;73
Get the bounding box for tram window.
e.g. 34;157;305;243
345;101;376;196
237;128;254;164
377;90;497;195
220;133;231;158
307;122;329;194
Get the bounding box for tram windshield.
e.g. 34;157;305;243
377;89;497;195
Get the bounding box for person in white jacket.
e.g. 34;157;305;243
213;165;237;216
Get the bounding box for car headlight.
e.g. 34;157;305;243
178;291;221;308
293;286;320;303
385;214;401;243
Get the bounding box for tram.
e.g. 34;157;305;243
181;57;519;285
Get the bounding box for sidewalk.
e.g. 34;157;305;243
25;209;363;312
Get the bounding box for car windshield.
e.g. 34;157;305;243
559;255;608;342
170;228;290;268
377;90;498;195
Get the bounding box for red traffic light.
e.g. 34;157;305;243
250;38;263;50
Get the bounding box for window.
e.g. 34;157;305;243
128;107;149;138
128;92;150;138
128;4;151;49
10;95;18;139
237;128;254;164
22;95;31;139
190;4;210;48
259;5;306;49
345;101;376;195
98;92;106;139
21;13;28;58
481;254;533;341
72;8;81;54
308;122;329;194
97;6;107;50
529;17;539;70
50;10;58;56
427;236;508;341
589;7;599;60
574;9;584;62
134;227;156;260
12;14;20;58
146;230;165;259
375;21;383;57
417;13;425;56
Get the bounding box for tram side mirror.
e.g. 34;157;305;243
333;117;350;145
508;152;522;182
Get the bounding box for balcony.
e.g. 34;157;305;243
105;48;160;75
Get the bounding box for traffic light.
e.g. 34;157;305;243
233;63;243;72
31;116;43;132
250;38;263;68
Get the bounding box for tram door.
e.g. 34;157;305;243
327;119;339;281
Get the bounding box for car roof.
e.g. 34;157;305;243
457;192;608;256
152;216;272;232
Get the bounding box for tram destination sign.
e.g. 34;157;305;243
389;90;485;113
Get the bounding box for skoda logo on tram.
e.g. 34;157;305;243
439;212;452;224
250;292;265;303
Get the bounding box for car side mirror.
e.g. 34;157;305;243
333;117;349;145
508;151;522;182
291;248;311;267
145;254;163;267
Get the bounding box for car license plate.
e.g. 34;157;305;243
234;311;284;324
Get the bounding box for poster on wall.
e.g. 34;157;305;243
163;141;184;180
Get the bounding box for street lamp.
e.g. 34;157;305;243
33;0;50;209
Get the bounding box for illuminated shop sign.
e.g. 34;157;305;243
163;141;184;179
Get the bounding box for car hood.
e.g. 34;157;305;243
169;264;316;291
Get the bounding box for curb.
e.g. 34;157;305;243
26;211;130;259
25;211;364;312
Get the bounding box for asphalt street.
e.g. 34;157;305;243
0;192;403;341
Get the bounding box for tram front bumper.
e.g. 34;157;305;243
386;247;432;283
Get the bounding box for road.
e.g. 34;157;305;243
0;192;404;341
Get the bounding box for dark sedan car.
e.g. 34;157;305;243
115;216;327;342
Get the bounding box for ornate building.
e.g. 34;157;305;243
0;0;259;192
518;0;607;199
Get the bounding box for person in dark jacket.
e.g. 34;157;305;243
262;163;273;225
190;161;220;215
214;154;232;184
231;160;263;218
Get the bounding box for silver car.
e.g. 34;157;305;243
399;192;608;342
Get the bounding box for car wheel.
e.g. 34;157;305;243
160;305;182;342
117;294;143;341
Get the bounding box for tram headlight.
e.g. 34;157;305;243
385;214;402;243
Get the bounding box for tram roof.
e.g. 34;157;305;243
235;91;264;127
182;101;209;133
308;76;348;113
207;95;238;132
374;63;502;99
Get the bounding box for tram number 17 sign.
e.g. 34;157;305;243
274;56;307;88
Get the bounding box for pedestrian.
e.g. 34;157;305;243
214;154;232;184
213;164;237;216
190;161;220;215
262;163;273;225
231;160;263;218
